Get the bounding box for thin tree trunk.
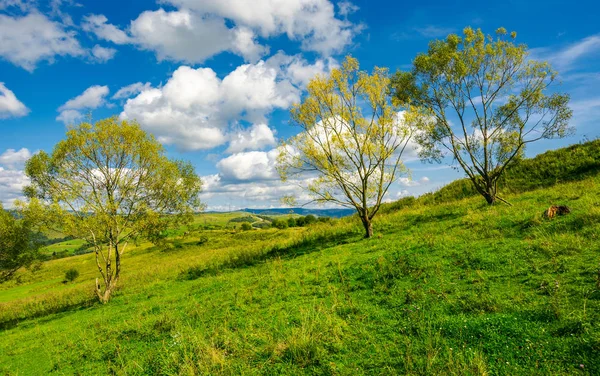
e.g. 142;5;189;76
361;215;373;238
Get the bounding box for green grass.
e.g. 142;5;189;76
1;151;600;374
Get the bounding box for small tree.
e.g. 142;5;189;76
25;117;203;302
392;27;573;205
0;203;40;282
278;56;417;238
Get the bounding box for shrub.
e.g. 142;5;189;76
240;223;252;231
272;219;288;229
64;268;79;282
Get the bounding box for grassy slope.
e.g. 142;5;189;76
1;173;599;374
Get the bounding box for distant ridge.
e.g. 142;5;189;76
241;207;354;218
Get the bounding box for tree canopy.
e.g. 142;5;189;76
25;117;203;302
278;56;418;238
392;27;573;205
0;203;41;283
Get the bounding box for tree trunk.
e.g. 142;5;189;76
361;215;373;238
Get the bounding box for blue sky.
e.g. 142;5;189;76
1;0;599;210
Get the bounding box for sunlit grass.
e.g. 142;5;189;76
1;175;599;374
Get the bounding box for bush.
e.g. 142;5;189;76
304;214;317;225
240;223;252;231
272;219;288;229
64;268;79;282
287;217;297;227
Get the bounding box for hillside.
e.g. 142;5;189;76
1;143;600;374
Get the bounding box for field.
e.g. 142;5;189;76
1;142;600;374
1;181;599;373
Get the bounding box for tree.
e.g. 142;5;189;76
392;27;573;205
25;117;203;302
278;56;417;238
0;203;40;282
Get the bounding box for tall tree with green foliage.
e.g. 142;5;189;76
0;203;41;282
25;117;203;302
278;56;418;238
392;27;573;205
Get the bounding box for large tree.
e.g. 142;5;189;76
0;203;41;282
392;27;573;205
25;117;203;302
277;56;417;238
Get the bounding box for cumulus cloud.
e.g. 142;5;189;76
216;149;280;182
164;0;362;55
82;0;361;64
0;83;29;118
120;54;333;150
226;123;276;153
0;167;28;206
90;44;117;63
0;148;31;169
0;12;84;71
56;85;109;124
0;147;32;206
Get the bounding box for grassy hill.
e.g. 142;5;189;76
1;142;600;375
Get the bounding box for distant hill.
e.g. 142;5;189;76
241;207;354;218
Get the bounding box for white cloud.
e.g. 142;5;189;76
226;123;276;153
83;1;360;64
0;148;31;169
338;1;359;16
81;14;132;44
231;26;270;62
57;85;109;124
129;9;246;63
58;85;109;111
165;0;362;55
121;54;332;150
56;109;84;125
113;82;152;100
0;147;31;205
0;12;84;71
216;149;280;181
531;34;600;72
0;167;29;206
398;176;430;187
90;44;117;63
0;83;29;118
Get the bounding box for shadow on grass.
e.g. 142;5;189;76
0;297;97;331
179;229;361;281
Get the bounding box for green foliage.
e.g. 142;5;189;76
393;27;573;205
240;223;252;231
64;268;79;282
24;117;203;302
0;203;41;283
272;218;289;229
228;216;256;223
287;217;297;227
279;56;418;237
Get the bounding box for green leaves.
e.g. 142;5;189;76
0;203;41;282
391;27;573;205
24;117;203;301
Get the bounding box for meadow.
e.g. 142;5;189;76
1;141;599;375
